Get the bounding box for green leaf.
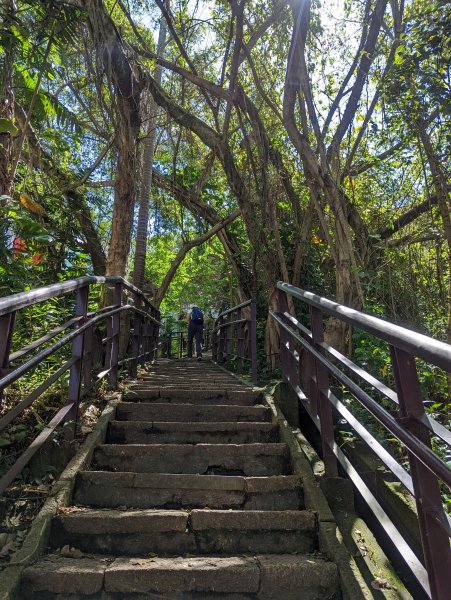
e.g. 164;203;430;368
0;438;11;447
0;118;19;136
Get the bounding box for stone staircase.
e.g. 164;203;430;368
19;359;341;599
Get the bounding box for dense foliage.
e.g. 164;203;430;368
0;1;450;402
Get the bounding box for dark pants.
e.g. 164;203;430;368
188;322;203;357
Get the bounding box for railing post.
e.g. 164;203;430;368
104;282;122;388
66;284;89;439
142;314;150;365
277;289;296;385
250;300;257;383
310;306;338;477
212;323;218;362
130;294;142;378
218;317;225;363
236;307;243;371
166;331;172;358
149;308;159;362
391;346;451;600
82;315;93;392
225;312;232;363
0;311;15;403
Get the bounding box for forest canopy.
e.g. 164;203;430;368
0;0;450;359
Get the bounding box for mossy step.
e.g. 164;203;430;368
115;403;272;423
20;554;340;599
50;508;316;555
107;421;279;444
92;443;291;476
74;472;304;510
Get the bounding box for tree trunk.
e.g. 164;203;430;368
133;10;167;288
417;121;451;349
0;0;16;200
84;0;143;277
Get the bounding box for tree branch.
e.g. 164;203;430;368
154;208;241;305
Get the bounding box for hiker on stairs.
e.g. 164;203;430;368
187;304;204;360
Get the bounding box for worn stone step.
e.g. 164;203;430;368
74;472;303;510
123;388;263;405
50;508;316;556
107;421;279;444
21;554;339;599
116;403;272;423
93;443;290;476
135;375;248;384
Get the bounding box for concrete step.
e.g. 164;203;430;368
107;421;279;444
135;375;249;384
123;388;263;405
21;554;339;599
50;508;316;556
74;472;303;510
92;443;290;476
116;403;272;423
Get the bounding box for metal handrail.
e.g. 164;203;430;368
0;277;160;496
0;276;156;316
272;281;451;600
271;310;451;487
277;282;451;370
214;299;252;319
212;299;257;383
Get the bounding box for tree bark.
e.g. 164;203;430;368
153;209;241;307
0;0;16;199
83;0;143;277
132;8;167;288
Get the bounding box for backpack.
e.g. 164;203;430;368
191;306;204;324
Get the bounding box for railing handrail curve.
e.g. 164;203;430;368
277;281;451;371
273;281;451;600
215;299;252;320
0;276;155;316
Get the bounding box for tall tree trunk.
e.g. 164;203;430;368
133;9;167;288
0;0;16;200
84;0;143;277
417;120;451;348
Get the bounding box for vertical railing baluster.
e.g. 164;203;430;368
218;316;225;362
212;322;218;362
0;311;16;403
130;293;142;378
82;315;93;392
225;312;231;363
142;314;150;365
104;282;122;388
66;285;89;439
250;299;257;383
236;307;243;371
277;289;292;383
391;346;451;600
310;306;337;477
167;330;172;358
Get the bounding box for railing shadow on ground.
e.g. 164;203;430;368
271;281;451;600
211;300;258;384
0;276;160;496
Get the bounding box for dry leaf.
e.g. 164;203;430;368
19;193;47;216
371;577;392;590
60;545;84;558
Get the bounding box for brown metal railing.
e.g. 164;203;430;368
0;276;160;495
212;300;257;383
161;321;213;358
271;281;451;600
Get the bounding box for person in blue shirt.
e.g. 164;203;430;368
186;305;204;360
